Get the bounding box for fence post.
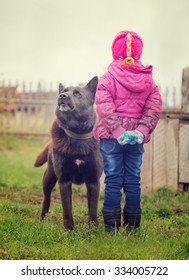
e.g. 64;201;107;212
181;67;189;112
179;67;189;192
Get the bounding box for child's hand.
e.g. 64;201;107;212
117;130;144;145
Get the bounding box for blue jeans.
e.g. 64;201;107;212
100;139;144;209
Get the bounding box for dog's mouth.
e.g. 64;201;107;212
59;102;75;112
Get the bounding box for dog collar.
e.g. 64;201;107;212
63;128;93;139
55;119;94;139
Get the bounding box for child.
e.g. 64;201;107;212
93;30;162;233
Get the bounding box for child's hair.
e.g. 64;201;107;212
112;30;143;65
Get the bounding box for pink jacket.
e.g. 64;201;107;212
93;60;162;143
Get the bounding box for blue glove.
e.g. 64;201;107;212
117;130;144;145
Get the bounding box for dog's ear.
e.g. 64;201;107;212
86;76;98;97
59;83;64;95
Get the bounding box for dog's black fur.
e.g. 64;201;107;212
34;77;103;230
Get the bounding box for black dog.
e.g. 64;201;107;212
34;77;103;230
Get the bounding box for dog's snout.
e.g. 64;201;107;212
60;92;68;99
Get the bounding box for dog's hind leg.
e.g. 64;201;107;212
40;164;57;220
59;181;74;230
86;181;100;226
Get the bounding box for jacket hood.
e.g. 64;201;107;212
108;60;153;93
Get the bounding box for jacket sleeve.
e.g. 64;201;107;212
95;75;123;136
137;81;162;135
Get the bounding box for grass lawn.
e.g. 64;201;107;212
0;135;189;260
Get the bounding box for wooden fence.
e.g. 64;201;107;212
0;82;58;135
141;112;189;192
1;68;189;192
0;81;180;136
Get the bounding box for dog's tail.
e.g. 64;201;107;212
34;141;51;167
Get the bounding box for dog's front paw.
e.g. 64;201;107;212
88;218;99;228
64;220;74;231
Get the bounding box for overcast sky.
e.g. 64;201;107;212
1;0;189;104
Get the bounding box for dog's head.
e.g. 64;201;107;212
56;76;98;132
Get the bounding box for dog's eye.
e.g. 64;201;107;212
73;90;81;97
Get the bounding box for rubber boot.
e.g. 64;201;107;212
123;207;142;235
102;207;121;234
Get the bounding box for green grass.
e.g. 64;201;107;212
0;135;189;260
